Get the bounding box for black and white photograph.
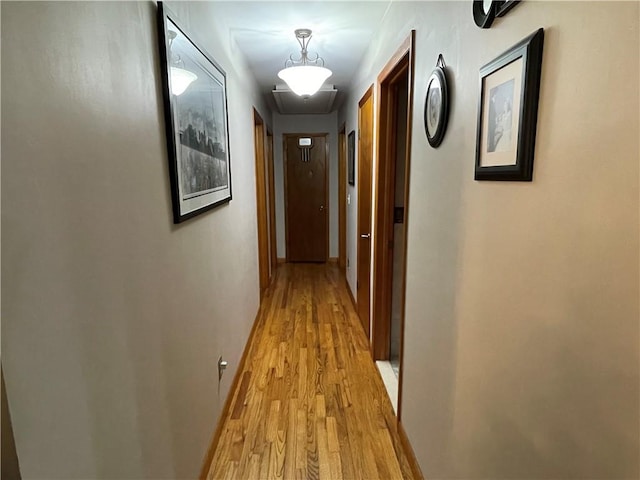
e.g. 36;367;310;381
348;130;355;186
487;78;514;153
158;3;232;223
426;80;441;137
178;89;228;199
475;28;544;181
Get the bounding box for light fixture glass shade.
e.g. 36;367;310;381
170;67;197;96
278;65;332;97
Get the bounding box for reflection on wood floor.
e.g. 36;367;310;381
206;263;415;479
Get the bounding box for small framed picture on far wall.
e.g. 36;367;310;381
348;130;356;186
475;28;544;181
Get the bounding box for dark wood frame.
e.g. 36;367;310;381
347;131;356;186
475;28;544;181
253;109;270;297
372;32;415;421
424;60;449;148
283;133;330;263
157;2;232;223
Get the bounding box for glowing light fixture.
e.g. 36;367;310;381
170;66;197;96
278;29;332;98
167;30;197;96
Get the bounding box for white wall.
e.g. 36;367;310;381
339;1;639;477
272;112;339;259
1;1;269;478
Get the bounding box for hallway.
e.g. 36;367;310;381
206;264;416;479
3;2;639;478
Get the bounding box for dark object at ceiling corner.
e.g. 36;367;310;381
496;0;521;17
473;0;497;29
474;1;522;28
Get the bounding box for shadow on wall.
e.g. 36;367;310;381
2;367;22;480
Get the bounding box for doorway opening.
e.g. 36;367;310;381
283;133;329;262
372;32;415;417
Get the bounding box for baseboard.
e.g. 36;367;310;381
277;257;286;264
398;421;424;480
328;257;338;263
199;305;264;479
346;279;356;309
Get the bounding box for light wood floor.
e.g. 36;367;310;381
206;263;415;480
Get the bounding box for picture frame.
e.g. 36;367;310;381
496;0;521;17
157;2;232;223
472;0;499;29
348;130;356;186
473;1;522;28
424;54;450;148
475;28;544;181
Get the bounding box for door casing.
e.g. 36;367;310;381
338;123;347;272
266;129;277;273
371;32;415;421
253;109;270;297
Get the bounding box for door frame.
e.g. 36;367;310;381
266;129;277;273
253;109;270;297
283;132;330;263
338;123;347;271
371;31;415;420
356;85;374;338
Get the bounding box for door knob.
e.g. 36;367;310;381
319;205;324;211
360;233;371;239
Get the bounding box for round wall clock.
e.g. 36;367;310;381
473;0;499;28
424;55;449;148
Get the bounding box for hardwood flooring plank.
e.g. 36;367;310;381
329;451;343;480
295;408;307;473
326;416;339;453
377;428;405;480
230;371;252;420
266;400;281;443
245;454;261;480
284;398;298;480
206;263;416;480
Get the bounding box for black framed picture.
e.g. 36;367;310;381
475;28;544;181
473;1;522;28
424;55;449;148
473;0;499;28
496;0;521;17
157;2;232;223
348;130;355;186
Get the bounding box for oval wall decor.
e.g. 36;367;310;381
473;0;498;28
424;55;450;148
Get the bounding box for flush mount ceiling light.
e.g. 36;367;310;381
167;30;197;96
278;29;332;98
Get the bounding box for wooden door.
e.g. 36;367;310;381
284;134;328;262
253;110;269;296
357;87;374;337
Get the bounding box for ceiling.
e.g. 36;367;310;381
212;1;393;114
